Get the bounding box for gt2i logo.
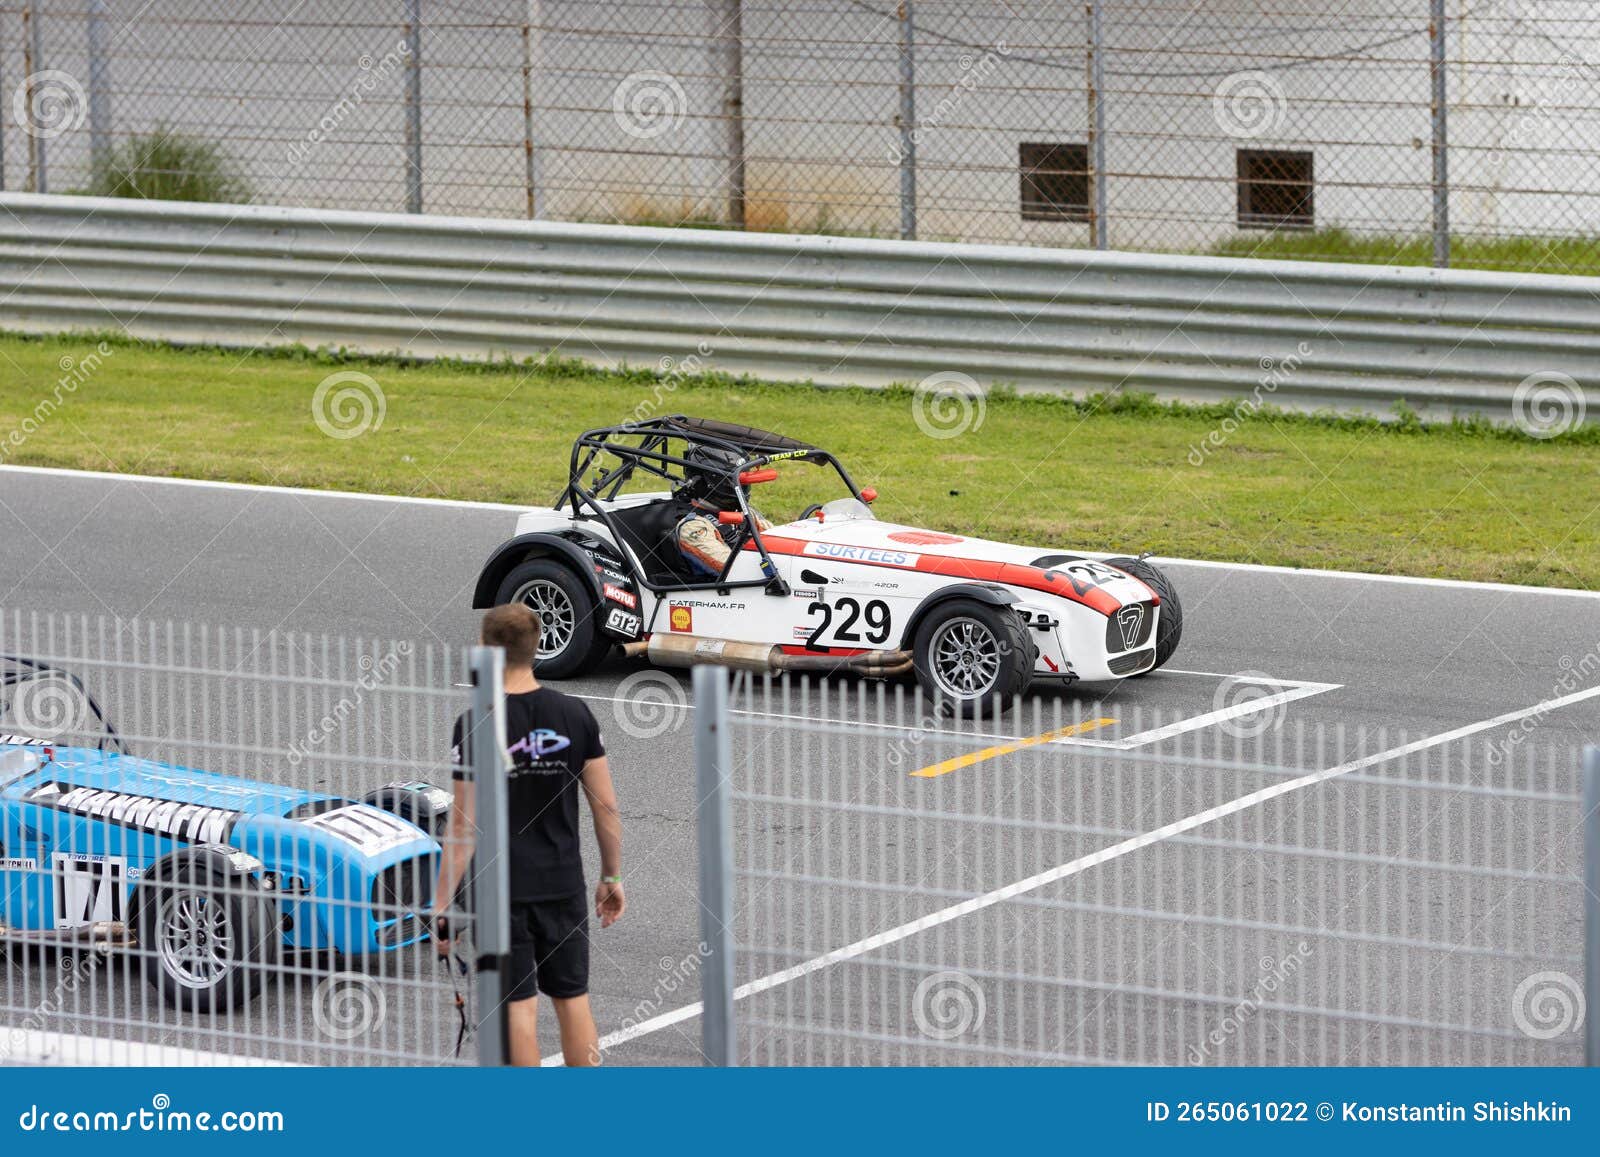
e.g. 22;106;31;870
804;597;892;649
605;607;642;637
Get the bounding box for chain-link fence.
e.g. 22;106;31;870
3;1;1598;273
0;609;493;1066
697;668;1592;1066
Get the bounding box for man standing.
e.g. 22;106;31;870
433;604;625;1066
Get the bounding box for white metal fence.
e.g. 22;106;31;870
0;609;498;1066
697;668;1593;1066
4;1;1599;273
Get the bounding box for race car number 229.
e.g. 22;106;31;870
804;597;891;649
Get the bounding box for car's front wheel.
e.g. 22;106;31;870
1104;556;1182;673
911;598;1033;718
495;558;611;679
134;860;276;1013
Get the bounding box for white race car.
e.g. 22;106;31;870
473;417;1181;715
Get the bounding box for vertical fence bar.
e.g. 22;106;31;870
1586;746;1599;1066
24;0;44;194
897;1;916;241
521;0;541;219
86;0;110;175
694;663;736;1066
714;0;746;228
1429;0;1449;268
470;645;511;1066
403;0;424;214
1086;0;1107;249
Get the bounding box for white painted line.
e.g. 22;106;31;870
0;1027;295;1067
4;464;1595;600
575;681;1600;1062
1109;680;1341;750
0;463;533;513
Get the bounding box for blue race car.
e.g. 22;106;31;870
0;657;450;1012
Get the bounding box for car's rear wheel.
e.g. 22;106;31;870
495;558;611;679
135;861;275;1013
912;599;1033;718
1103;556;1183;673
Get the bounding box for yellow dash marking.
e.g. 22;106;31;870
908;718;1118;779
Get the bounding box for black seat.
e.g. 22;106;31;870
606;500;697;583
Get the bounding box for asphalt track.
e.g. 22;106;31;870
0;465;1596;1066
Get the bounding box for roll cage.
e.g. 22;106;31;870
555;416;869;596
1;655;127;753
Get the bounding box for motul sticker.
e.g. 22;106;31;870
802;542;921;568
669;605;693;632
603;583;637;610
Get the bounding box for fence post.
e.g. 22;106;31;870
469;645;512;1066
1086;0;1107;249
403;0;424;214
86;0;111;175
897;1;916;241
1586;746;1599;1066
713;0;746;228
694;663;736;1066
1429;0;1449;268
24;0;45;194
521;0;542;219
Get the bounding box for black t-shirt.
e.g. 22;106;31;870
451;687;606;901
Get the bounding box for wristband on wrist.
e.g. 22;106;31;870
601;874;622;884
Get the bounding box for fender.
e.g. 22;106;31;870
137;843;267;889
472;532;610;609
899;583;1021;651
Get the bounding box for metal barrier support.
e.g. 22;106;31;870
694;663;736;1067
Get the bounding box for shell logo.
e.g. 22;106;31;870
669;605;693;632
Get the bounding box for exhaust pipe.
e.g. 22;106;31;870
622;634;913;679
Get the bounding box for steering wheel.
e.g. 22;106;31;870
798;503;825;522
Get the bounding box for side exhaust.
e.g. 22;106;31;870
622;634;913;678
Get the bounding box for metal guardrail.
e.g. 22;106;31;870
0;193;1595;421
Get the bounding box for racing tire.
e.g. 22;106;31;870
134;860;277;1013
911;598;1034;718
1103;556;1183;673
494;558;611;680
